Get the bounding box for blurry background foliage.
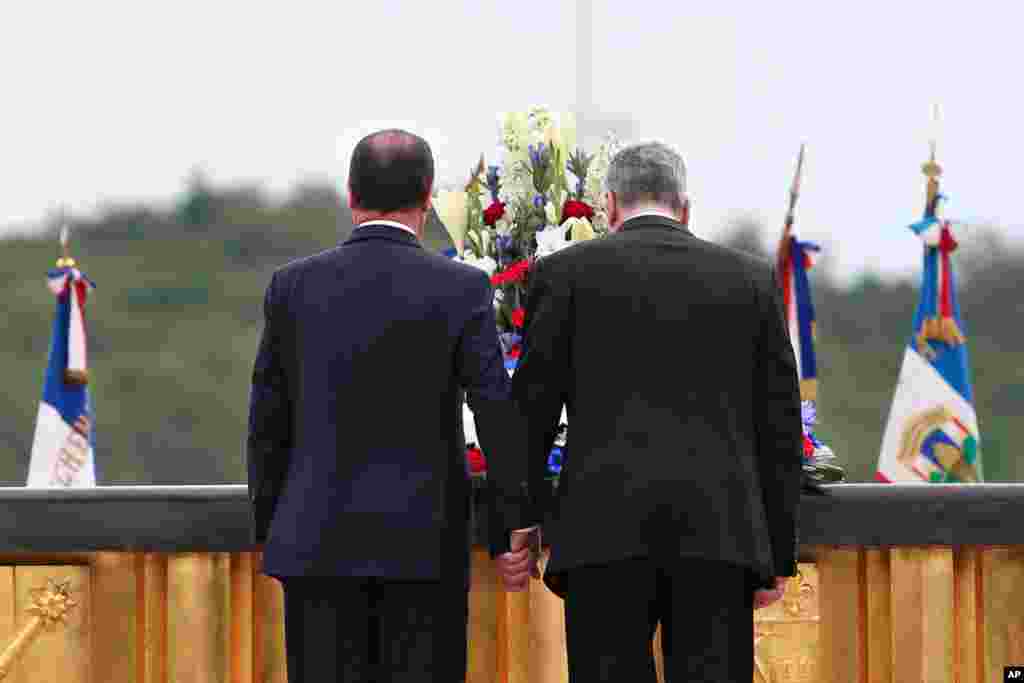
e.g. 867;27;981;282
0;179;1020;483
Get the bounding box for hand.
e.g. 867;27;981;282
498;527;542;592
497;547;534;592
753;577;788;609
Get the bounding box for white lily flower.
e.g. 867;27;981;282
544;201;559;226
459;254;498;276
463;402;478;446
535;224;570;258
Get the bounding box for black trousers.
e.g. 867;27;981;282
281;577;468;683
563;556;754;682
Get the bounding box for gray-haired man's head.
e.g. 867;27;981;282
605;141;689;231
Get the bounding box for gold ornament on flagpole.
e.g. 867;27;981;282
922;103;943;215
915;103;966;354
56;219;76;269
0;579;78;680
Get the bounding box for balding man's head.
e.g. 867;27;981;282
348;129;434;213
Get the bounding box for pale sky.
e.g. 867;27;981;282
3;0;1021;284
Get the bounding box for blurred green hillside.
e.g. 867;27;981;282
0;183;1020;484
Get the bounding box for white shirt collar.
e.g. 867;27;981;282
625;210;679;222
357;220;418;237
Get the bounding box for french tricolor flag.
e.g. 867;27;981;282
877;200;981;483
26;263;98;487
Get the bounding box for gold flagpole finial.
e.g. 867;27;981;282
922;104;943;216
56;210;76;269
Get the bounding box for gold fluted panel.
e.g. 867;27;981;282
90;552;138;682
231;552;255;683
252;556;286;683
864;549;892;683
141;553;167;683
818;547;863;683
954;546;981;683
167;553;231;683
467;549;499;683
891;547;954;683
980;546;1024;676
0;546;1023;680
503;581;531;683
529;551;568;683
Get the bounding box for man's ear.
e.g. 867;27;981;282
606;191;619;231
347;189;357;211
678;198;690;227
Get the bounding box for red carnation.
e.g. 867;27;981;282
466;446;487;474
483;201;506;226
508;344;521;359
562;199;595;221
490;259;531;286
802;434;815;460
511;307;525;328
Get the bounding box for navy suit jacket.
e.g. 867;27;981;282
247;224;531;586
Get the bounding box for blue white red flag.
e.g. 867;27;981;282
776;144;835;467
877;193;981;483
26;262;97;487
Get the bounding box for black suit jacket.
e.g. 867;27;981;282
246;224;531;585
512;215;803;590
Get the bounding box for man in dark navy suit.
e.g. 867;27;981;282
246;129;536;682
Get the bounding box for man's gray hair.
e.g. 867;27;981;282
605;141;687;210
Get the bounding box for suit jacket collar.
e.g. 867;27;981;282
342;223;423;249
619;214;691;236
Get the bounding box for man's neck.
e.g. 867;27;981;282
353;210;422;238
621;206;679;222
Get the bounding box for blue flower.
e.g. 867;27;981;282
801;400;817;428
547;447;563;474
533;194;545;208
486;165;501;202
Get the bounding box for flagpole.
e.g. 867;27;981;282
923;104;942;218
776;144;805;286
56;210;75;269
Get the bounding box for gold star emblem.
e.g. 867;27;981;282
26;579;77;629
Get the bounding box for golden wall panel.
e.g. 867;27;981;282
818;547;863;683
954;546;981;683
140;553;167;683
90;551;138;683
890;547;954;683
2;545;1024;682
252;558;286;683
981;547;1024;679
467;549;499;683
504;583;530;683
230;552;255;683
11;565;91;683
529;552;568;683
167;553;231;683
864;549;892;683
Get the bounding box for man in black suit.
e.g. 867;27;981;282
246;129;534;682
508;141;803;681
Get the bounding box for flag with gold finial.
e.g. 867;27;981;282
876;119;981;483
775;144;841;480
26;226;98;487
